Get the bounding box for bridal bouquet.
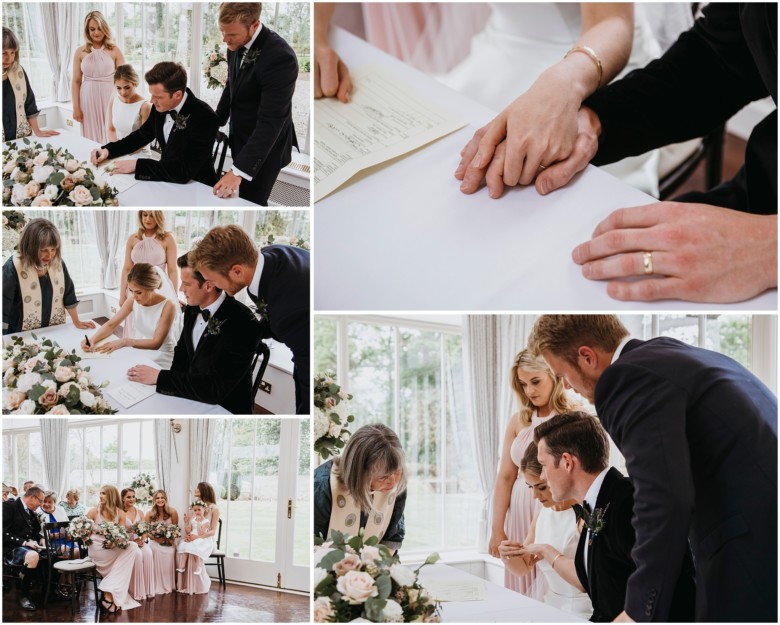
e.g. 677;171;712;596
2;209;27;254
2;139;119;206
67;515;94;546
314;530;441;623
203;44;229;89
96;521;129;550
131;520;152;538
130;473;155;506
151;522;182;546
314;372;355;459
2;334;117;415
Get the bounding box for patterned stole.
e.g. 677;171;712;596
329;471;396;541
13;253;66;331
6;66;32;140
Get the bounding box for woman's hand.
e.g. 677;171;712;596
95;339;125;353
73;319;96;330
314;44;352;103
521;543;551;563
80;339;92;352
34;128;60;138
488;529;508;558
497;540;527;561
72;109;83;124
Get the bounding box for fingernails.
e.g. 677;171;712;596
470;154;481;169
460;181;469;193
572;247;583;264
455;163;465;177
582;264;592;277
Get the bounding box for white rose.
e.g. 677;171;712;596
23;356;41;371
333;552;361;576
390;563;416;587
31;195;52;206
32;152;49;166
93;173;106;188
209;52;218;61
339;389;350;400
360;545;382;565
78;374;90;386
328;422;343;438
58;381;79;398
313;543;335;566
54;366;75;382
39;378;57;391
44;184;59;200
335;570;378;605
3;389;26;410
47;404;70;415
11;166;21;181
2;358;15;372
383;599;404;622
14;399;37;415
312;597;334;623
3;160;16;174
313;410;329;440
65;159;80;173
68;185;93;206
11;183;28;205
313;566;328;588
31;165;54;184
16;371;42;393
80;390;96;408
71;168;87;182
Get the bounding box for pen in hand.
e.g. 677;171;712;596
84;335;91;349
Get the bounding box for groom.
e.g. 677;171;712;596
534;413;695;622
130;253;261;414
91;62;219;186
189;225;309;414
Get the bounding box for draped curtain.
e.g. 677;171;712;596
40;3;76;102
94;210;124;289
40;418;68;498
462;315;528;552
188;419;216;495
154;419;173;494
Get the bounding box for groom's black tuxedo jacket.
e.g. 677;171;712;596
216;25;299;205
156;295;261;415
2;498;42;555
574;468;694;622
102;88;219;186
595;337;777;622
585;3;776;213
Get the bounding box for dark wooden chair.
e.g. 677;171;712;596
204;518;226;588
213;131;230;178
251;341;271;402
658;125;725;200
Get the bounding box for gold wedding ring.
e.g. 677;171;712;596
642;252;653;275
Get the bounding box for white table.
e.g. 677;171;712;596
7;132;255;207
314;28;777;311
5;323;229;414
418;563;586;622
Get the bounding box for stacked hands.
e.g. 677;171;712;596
497;540;545;566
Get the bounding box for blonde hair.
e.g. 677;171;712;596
99;484;122;522
127;263;162;291
65;488;80;502
189;225;258;276
332;424;407;514
511;349;571;428
218;3;262;27
149;490;172;522
136;211;167;240
115;64;140;87
83;11;116;52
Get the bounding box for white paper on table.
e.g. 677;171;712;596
313;63;467;202
424;579;487;602
98;164;140;193
106;381;156;408
75;337;115;359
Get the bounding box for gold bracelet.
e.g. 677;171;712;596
551;553;563;570
564;45;604;88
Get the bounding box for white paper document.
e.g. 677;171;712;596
313;64;467;202
98;164;140;193
107;381;156;409
425;579;487;602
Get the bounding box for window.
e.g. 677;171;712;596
316;316;480;553
2;3;54;102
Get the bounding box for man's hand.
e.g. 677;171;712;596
314;45;352;103
111;160;136;175
213;171;242;199
572;203;778;302
91;148;109;165
128;365;159;385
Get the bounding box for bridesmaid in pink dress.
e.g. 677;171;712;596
490;349;577;598
86;485;142;613
71;11;125;144
144;490;179;595
122;488;155;601
177;482;221;594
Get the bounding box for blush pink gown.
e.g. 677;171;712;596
147;516;177;594
79;47;115;144
176;513;216;595
504;411;553;599
124;508;155;600
89;511;142;610
122;236;168;340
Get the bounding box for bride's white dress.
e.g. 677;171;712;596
112;98;151;156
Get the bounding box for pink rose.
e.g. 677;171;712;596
312;597;334;622
65;159;80;173
333;553;361;576
71;168;87;182
38;388;58;408
31;195;53;206
60;175;76;191
54;366;75;382
47;404;70;415
335;570;378;605
324;397;336;408
4;389;26;410
32;152;49;166
328;422;342;438
68;185;93;206
24;181;41;198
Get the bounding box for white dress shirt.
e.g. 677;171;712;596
247;253;265;301
192;291;227;350
582;466;611;571
610;336;633;365
231;25;264;182
163;91;189;143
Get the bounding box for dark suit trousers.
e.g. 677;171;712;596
238;160;283;206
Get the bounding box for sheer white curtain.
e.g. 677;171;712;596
462;315;528;552
94;210;124;289
188;419;215;492
155;419;173;494
40;418;68;497
40;3;76;102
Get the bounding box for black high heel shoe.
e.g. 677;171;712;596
100;591;121;614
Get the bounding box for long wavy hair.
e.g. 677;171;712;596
511;349;571;428
83;11;116;52
196;482;216;506
99;484;122;522
149;489;172;522
136;210;168;240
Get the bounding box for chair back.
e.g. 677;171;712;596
213;131;229;177
251;341;271;400
42;521;73;560
215;518;223;550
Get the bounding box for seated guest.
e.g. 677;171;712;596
2;485;45;610
2;27;59;141
81;263;182;368
129;253;262;414
3;219;96;335
122;488;155;601
107;64;152;144
144;490;179;595
177;481;221;594
61;489;86;517
533;413;695;622
190;225;310;414
91;61;219;185
176;500;216;594
22;481;34;493
38;491;76;595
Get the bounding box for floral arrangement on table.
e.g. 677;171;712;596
151;521;182;546
313;372;355;460
203;44;229;90
2;138;119;206
96;521;130;550
263;234;311;251
313;529;442;623
130;473;156;506
2;334;117;415
131;520;152;538
2;209;27;255
67;515;94;546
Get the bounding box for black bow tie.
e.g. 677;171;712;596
573;501;592;521
168;110;180;119
200;309;211;322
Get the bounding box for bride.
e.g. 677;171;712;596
81;263;182;368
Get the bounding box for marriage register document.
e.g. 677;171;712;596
314;64;467;202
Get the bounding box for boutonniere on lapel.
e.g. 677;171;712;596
206;316;227;336
582;503;610;545
170;111;190;132
252;299;269;324
241;49;261;71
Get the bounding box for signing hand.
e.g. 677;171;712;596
213;171;242;199
90;148;109;166
128;365;159;385
314;44;352;103
111;160;136;175
572;203;778;302
488;529;508;558
73;319;96;330
80;339;93;352
35;129;60;138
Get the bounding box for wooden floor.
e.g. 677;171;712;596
2;581;310;623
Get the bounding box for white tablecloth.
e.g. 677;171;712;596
418;563;586;622
7;131;255;207
5;323;229;414
314;28;777;311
